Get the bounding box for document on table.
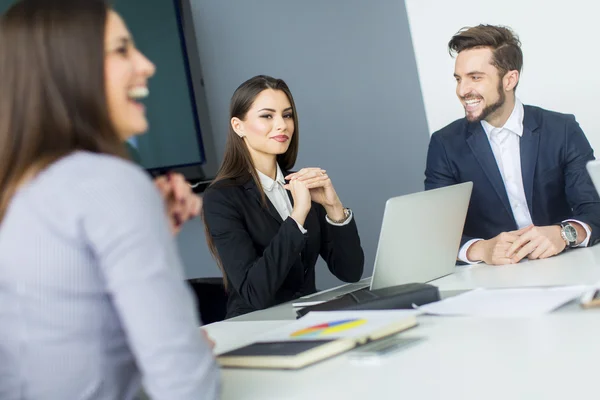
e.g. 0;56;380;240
417;286;588;317
292;300;327;308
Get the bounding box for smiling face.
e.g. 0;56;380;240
104;11;156;140
231;88;295;160
454;47;508;123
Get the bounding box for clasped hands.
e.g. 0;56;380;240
468;224;569;265
283;167;345;224
154;172;202;234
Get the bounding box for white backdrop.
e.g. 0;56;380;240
404;0;600;154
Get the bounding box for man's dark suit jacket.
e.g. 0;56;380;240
202;174;365;319
425;105;600;249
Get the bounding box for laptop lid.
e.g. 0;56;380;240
369;182;473;290
587;160;600;196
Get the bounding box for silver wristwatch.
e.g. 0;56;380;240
329;208;351;224
559;222;578;248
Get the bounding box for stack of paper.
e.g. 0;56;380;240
417;286;587;317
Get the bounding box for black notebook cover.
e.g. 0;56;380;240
220;339;335;357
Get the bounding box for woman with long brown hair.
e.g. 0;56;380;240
0;1;219;398
202;75;365;318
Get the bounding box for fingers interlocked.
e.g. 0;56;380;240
285;168;330;189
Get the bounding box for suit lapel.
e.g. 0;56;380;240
242;178;283;224
466;122;514;218
520;108;540;213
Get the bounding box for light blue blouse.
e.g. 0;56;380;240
0;152;219;399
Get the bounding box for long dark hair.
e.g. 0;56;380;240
0;0;126;222
203;75;300;283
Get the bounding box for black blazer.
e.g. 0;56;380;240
202;174;365;318
425;105;600;248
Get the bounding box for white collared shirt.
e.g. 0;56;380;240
458;99;590;263
256;165;353;233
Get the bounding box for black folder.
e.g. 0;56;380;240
295;283;440;318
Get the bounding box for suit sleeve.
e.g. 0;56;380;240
425;133;477;248
562;116;600;245
202;188;306;310
316;205;364;282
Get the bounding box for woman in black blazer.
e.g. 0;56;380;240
202;75;364;318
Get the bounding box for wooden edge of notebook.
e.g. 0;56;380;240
217;315;419;370
355;314;418;344
580;298;600;309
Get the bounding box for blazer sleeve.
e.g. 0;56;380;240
562;116;600;245
202;188;306;310
81;164;219;400
315;205;364;282
425;133;476;248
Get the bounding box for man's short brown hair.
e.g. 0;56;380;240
449;24;523;86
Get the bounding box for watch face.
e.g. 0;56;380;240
564;225;577;242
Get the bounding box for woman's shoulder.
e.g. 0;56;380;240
32;151;155;202
65;151;148;181
44;151;145;181
11;152;159;235
202;176;253;213
204;177;248;198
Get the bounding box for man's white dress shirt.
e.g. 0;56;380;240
458;99;590;263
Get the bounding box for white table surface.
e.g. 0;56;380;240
204;245;600;399
429;245;600;291
205;309;600;400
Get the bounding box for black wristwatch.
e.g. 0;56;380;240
559;222;578;248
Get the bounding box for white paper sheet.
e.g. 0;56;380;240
291;300;327;308
417;286;588;317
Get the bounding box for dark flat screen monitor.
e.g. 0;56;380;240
115;0;207;176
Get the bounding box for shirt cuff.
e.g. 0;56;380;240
325;209;353;226
458;238;483;264
289;217;307;234
564;219;591;247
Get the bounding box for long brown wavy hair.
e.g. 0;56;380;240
203;75;300;284
0;0;126;222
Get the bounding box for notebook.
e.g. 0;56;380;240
216;310;418;369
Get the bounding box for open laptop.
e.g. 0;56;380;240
587;160;600;196
295;181;473;304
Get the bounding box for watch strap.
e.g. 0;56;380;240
328;207;351;224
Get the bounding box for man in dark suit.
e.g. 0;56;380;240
425;24;600;265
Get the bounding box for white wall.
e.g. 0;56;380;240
405;0;600;153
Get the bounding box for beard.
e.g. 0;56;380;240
464;80;506;123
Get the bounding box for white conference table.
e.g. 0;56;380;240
429;244;600;291
205;311;600;400
204;245;600;399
